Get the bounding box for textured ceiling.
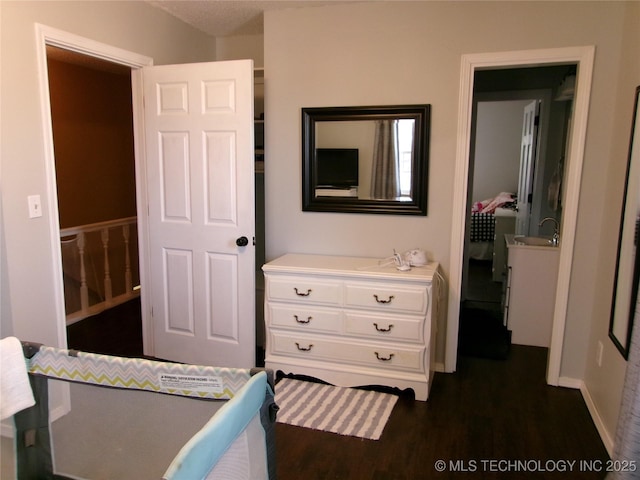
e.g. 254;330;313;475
146;0;339;37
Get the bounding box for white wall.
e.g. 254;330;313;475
1;0;637;455
472;100;529;202
263;0;636;444
216;33;264;67
585;0;640;449
0;0;215;417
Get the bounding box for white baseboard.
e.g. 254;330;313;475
576;380;614;456
558;376;582;389
433;362;445;373
546;376;615;456
557;377;614;455
0;393;69;439
49;402;69;424
1;419;13;438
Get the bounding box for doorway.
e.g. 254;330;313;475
47;46;143;355
36;24;153;364
45;46;144;357
38;26;259;368
446;46;596;384
458;66;575;360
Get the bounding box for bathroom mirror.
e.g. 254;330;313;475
302;105;430;215
609;85;640;359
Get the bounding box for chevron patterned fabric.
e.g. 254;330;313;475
28;346;251;399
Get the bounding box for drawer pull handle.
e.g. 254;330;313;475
375;352;395;362
374;294;394;304
373;323;394;332
295;342;313;351
294;288;312;297
294;315;312;324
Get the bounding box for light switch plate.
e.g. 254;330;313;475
28;195;42;218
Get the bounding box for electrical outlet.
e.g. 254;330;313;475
596;340;603;367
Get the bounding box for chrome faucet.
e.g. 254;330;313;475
539;217;560;246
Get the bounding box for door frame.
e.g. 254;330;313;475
447;46;595;385
35;24;154;368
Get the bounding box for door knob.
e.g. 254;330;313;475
236;236;249;247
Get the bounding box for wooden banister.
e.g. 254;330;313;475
60;217;139;325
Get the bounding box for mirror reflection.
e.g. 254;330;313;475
314;119;415;201
610;85;640;359
302;105;430;215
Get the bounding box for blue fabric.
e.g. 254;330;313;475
163;371;268;480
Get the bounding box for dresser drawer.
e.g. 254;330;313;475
270;331;425;373
267;304;342;334
267;276;341;306
344;312;425;343
263;254;439;401
345;282;428;314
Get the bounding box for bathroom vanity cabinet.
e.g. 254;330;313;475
504;236;560;347
262;254;441;401
492;208;516;281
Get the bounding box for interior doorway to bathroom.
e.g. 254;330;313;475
458;65;576;361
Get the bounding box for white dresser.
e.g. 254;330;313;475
262;254;440;401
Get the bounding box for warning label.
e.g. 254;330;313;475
158;373;224;393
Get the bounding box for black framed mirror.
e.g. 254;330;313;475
609;85;640;359
302;105;430;215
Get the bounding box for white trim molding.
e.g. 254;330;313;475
34;22;153;351
580;381;615;456
553;377;614;456
36;24;153;68
446;47;596;386
34;22;153;426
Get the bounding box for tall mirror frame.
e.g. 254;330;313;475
609;85;640;359
302;105;430;215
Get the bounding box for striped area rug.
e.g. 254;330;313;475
274;378;398;440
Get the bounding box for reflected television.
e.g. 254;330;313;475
315;148;359;188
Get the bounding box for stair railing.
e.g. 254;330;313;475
60;216;139;325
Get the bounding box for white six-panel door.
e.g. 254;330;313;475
515;100;539;236
142;60;255;367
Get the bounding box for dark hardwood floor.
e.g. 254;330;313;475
466;259;503;305
66;297;144;357
275;346;609;479
458;260;512;360
68;299;609;480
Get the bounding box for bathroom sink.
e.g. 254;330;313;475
513;236;557;247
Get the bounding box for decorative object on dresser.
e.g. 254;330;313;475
262;254;442;401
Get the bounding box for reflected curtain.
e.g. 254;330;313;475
608;298;640;479
371;120;400;200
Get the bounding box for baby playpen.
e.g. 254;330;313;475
9;341;277;479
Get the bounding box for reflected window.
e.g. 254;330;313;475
398;119;415;197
